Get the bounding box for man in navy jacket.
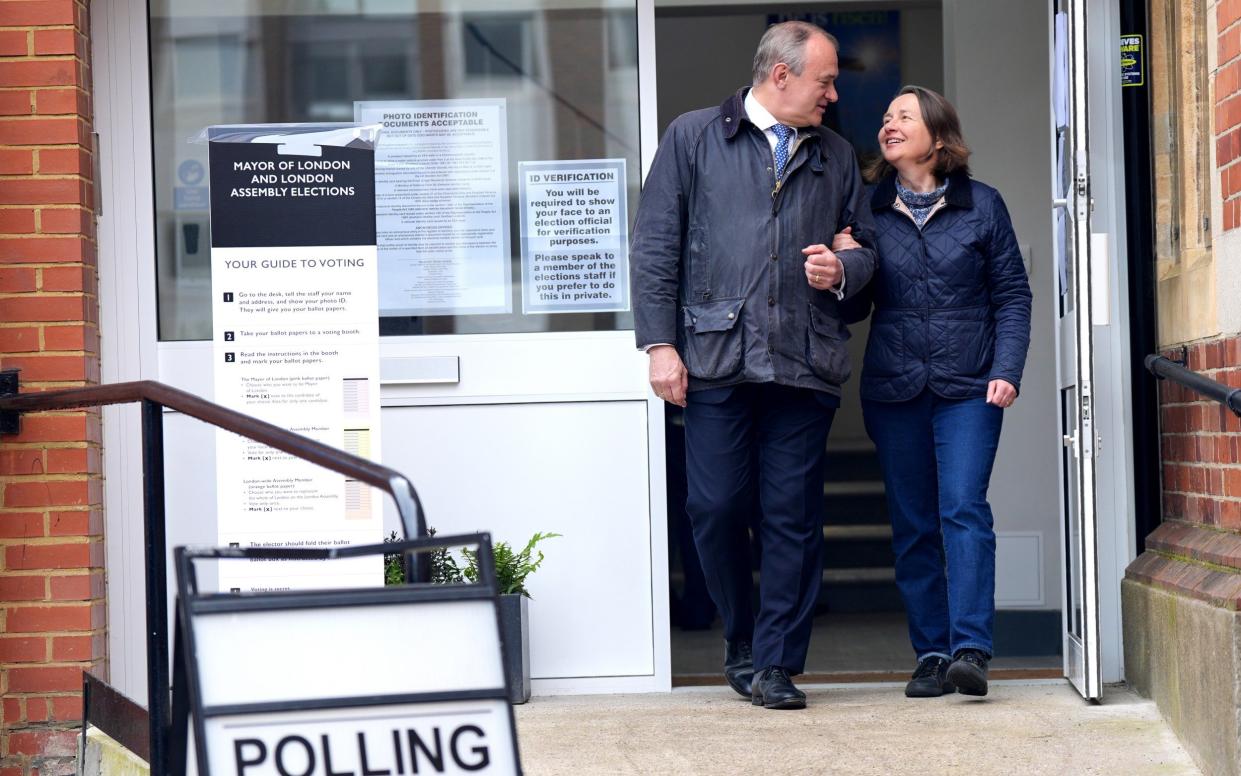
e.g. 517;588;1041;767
630;21;876;709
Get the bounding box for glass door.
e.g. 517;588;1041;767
141;0;671;696
1052;0;1101;701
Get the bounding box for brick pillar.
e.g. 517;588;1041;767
0;2;104;774
1121;4;1241;775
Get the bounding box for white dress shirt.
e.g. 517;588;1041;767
745;90;846;299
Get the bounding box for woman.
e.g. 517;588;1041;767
833;86;1031;698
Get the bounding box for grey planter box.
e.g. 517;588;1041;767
498;593;530;704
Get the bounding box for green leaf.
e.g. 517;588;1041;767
461;532;561;597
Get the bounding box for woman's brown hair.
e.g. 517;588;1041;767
864;85;971;183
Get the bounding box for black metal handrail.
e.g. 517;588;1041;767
0;372;428;773
1145;355;1241;417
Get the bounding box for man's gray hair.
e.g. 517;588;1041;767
751;21;838;86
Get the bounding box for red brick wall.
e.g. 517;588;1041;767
1221;0;1241;230
1136;3;1241;609
0;1;104;774
1158;337;1241;529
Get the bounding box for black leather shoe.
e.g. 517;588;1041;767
946;649;990;697
905;656;956;698
723;641;754;699
751;666;806;710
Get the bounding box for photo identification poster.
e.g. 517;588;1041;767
519;159;629;314
207;125;383;592
355;99;512;317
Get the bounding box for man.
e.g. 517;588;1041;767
630;21;876;710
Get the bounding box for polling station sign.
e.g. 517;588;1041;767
209;701;515;775
173;537;522;775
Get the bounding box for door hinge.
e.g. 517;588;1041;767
1079;388;1094;459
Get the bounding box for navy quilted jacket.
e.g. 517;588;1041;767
856;171;1031;402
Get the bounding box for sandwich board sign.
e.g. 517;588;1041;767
170;534;522;775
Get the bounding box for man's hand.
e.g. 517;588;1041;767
986;379;1017;409
649;345;688;407
802;244;842;290
831;226;861;253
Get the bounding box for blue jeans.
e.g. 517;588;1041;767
862;390;1002;659
684;383;837;674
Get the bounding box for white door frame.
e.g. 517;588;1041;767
1083;0;1140;689
93;0;671;703
94;0;1137;703
1047;0;1138;695
92;0;160;700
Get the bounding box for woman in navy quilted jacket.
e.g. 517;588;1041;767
834;86;1031;699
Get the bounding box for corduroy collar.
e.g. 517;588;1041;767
720;88;748;139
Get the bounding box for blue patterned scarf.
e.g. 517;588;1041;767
896;179;948;229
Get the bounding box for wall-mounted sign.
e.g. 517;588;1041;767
1121;34;1144;87
207;124;383;592
518;159;629;314
175;158;209;210
355;99;512;317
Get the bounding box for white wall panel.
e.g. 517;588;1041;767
381;401;657;683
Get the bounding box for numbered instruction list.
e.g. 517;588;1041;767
208;127;383;592
519;159;629;314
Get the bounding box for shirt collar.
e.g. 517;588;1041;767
744;89;782;132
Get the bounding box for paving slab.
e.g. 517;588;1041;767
515;681;1199;775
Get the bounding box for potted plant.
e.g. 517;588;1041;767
384;529;559;704
461;531;559;704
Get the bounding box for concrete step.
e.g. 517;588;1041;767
822;567;895;584
823;448;883;482
672;567;896;586
823;481;884;497
823;535;895;569
824;490;889;525
823;524;892;541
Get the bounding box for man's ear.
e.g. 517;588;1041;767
772;62;789;88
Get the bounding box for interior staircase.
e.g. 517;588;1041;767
819;444;903;613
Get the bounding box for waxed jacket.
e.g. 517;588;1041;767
630;88;878;395
854;171;1032;402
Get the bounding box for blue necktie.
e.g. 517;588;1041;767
772;124;795;181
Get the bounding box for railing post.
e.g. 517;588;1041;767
0;369;19;435
141;399;170;774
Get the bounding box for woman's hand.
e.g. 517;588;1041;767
986;379;1017;409
832;226;861;253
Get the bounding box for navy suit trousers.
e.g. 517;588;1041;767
683;382;837;675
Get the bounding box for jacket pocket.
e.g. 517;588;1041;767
806;304;852;385
682;297;745;380
952;318;995;377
